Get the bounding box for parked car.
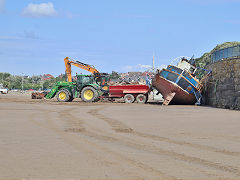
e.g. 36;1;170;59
0;86;8;94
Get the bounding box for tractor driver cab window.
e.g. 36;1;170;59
81;76;91;84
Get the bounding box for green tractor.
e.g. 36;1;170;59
45;74;109;102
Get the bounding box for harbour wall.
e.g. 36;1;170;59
205;58;240;110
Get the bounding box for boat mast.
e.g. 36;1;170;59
152;54;155;72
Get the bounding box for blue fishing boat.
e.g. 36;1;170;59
152;57;207;105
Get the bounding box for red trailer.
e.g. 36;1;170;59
107;85;150;103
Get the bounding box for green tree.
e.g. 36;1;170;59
195;41;240;79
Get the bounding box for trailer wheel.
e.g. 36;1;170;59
124;94;135;103
81;86;97;102
136;94;147;104
56;89;70;102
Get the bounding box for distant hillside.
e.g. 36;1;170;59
195;41;240;78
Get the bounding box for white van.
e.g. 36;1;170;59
0;84;8;94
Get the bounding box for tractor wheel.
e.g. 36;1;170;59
65;90;74;102
56;89;70;102
136;94;147;104
63;89;74;102
81;86;97;102
124;94;135;103
68;96;74;102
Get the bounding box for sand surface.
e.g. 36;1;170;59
1;93;240;180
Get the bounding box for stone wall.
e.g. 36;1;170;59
205;58;240;110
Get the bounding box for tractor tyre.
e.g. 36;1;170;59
136;94;147;104
81;86;97;102
63;89;74;102
61;89;73;102
56;89;70;102
124;94;135;103
68;96;74;102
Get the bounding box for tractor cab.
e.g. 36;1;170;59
95;73;110;91
76;74;96;90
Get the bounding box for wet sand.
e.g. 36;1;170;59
1;93;240;180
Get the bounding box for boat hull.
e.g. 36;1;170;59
152;73;196;105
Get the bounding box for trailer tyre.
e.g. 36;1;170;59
136;94;147;103
124;94;135;103
81;86;97;102
56;89;70;102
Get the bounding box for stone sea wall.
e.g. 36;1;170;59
205;58;240;110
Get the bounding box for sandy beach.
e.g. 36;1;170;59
1;93;240;179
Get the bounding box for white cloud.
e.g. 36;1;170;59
121;64;167;72
138;64;167;71
137;64;153;71
0;0;5;12
121;65;135;72
22;2;57;18
156;64;167;70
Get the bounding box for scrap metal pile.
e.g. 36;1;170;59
109;72;154;86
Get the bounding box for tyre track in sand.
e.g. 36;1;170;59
88;106;240;157
10;107;116;172
68;107;221;178
3;103;240;178
59;110;86;133
88;106;134;133
87;106;240;177
80;130;220;179
48;108;172;180
0;106;224;179
29;108;152;179
3;105;240;177
3;106;171;179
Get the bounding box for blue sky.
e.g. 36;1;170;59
0;0;240;76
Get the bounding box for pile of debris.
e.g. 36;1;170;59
31;91;48;99
109;71;154;85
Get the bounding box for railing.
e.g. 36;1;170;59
211;45;240;63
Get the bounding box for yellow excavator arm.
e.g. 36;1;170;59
64;57;100;82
